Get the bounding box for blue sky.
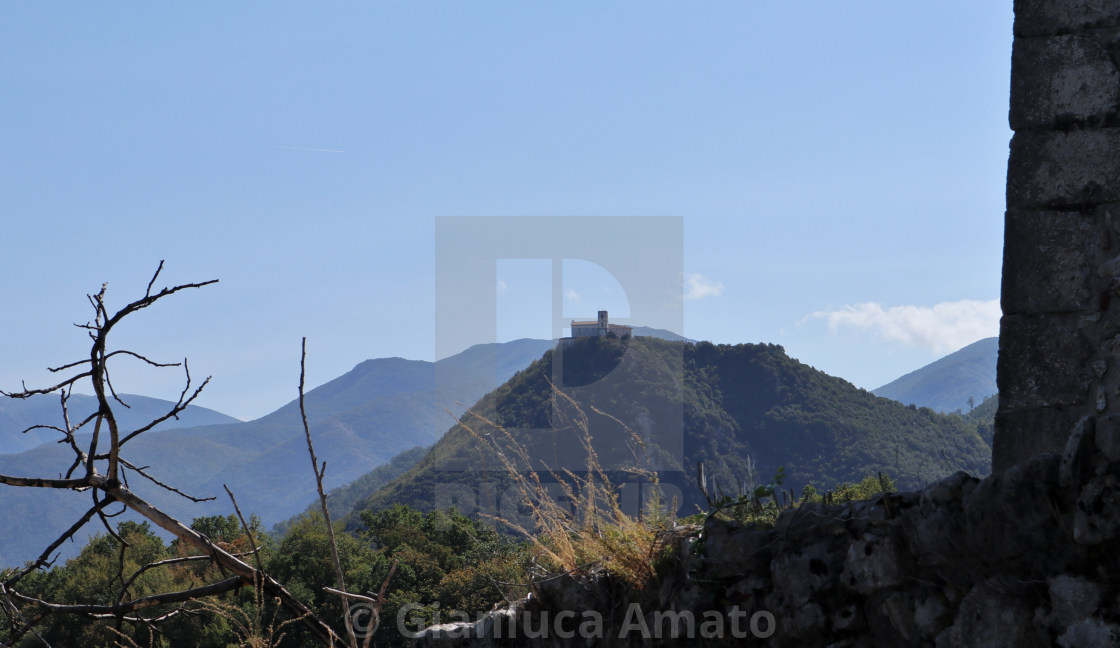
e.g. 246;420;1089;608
1;3;1011;421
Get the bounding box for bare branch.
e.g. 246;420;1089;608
103;364;131;410
11;576;243;618
322;588;378;605
0;372;93;399
47;358;92;373
5;498;115;588
223;485;263;573
54;390;93;477
63;454;87;480
70;410;100;437
103;350;180;368
93;493;128;547
86;409;104;479
144;260;164;298
119;555;235;600
366;561;397;648
18;423;66;437
119;363;210;448
301;338;359;648
0;474;90;489
118;459;216;503
98;605;197;624
324;560;397;648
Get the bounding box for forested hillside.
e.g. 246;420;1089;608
350;337;992;525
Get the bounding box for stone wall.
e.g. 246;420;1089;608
414;419;1120;647
996;0;1120;471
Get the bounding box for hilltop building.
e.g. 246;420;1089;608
561;311;632;348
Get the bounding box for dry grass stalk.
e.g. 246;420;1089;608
461;383;669;588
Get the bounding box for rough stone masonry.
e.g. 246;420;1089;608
996;0;1120;471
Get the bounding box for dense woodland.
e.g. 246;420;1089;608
3;508;524;647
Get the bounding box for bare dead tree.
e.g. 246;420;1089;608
0;262;350;647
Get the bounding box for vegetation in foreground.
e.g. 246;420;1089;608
3;458;897;647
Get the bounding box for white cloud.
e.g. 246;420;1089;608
811;299;1001;353
496;278;508;293
683;273;724;300
565;289;581;302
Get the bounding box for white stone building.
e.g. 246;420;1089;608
568;310;633;339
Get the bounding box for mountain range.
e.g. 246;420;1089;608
0;330;994;567
345;336;992;528
0;393;239;454
0;337;554;565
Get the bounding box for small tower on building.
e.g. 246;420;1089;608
564;310;633;345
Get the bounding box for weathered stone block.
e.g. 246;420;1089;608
963;455;1065;571
906;506;964;570
940;578;1049;648
921;471;979;505
1094;414;1120;461
781;601;825;640
875;592;918;643
829;602;859;632
1007;129;1120;209
993;408;1074;473
842;534;902;595
1057;618;1119;648
913;593;949;639
769;542;834;608
997;314;1095;408
1002;209;1102;314
1010;35;1120;130
1014;0;1120;37
699;516;774;579
1047;574;1101;625
1074;474;1120;544
1061;416;1097;488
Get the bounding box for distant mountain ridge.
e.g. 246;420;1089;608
632;326;692;342
0;338;559;566
348;337;991;528
0;393;239;455
873;337;998;413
